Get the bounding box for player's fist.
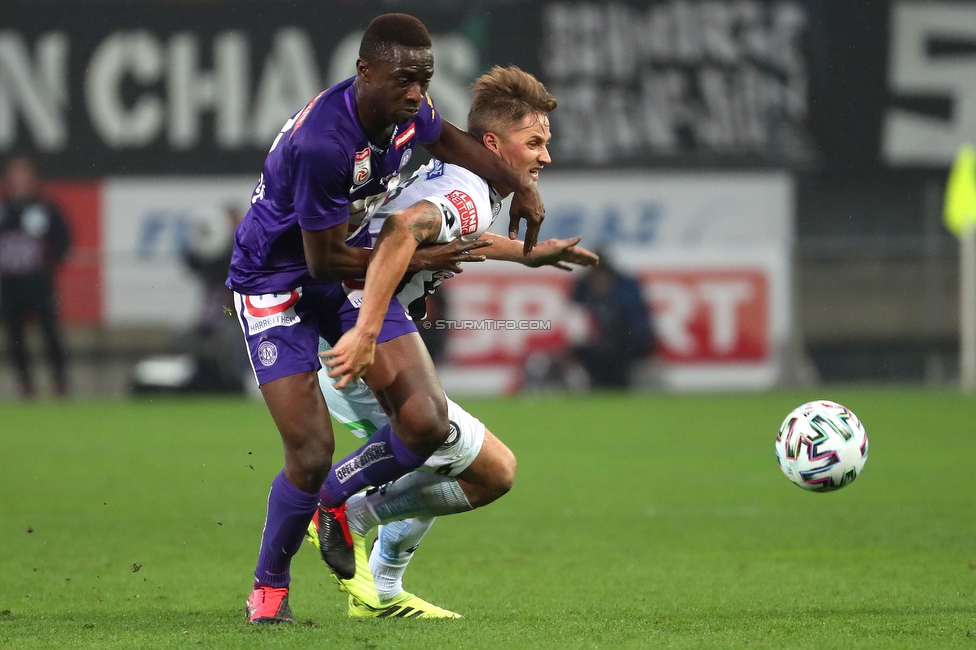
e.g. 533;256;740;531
320;326;376;390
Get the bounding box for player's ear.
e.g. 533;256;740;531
356;58;370;83
483;132;501;154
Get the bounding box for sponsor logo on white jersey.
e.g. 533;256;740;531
425;160;445;180
241;289;302;335
445;189;478;236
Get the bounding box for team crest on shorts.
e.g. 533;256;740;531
257;341;278;366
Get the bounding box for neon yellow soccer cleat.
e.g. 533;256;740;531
306;517;462;618
307;514;380;607
347;591;462;619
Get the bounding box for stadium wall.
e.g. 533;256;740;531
2;0;973;387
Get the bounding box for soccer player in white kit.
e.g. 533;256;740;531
307;65;598;618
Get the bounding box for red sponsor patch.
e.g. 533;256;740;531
445;190;478;235
394;123;416;149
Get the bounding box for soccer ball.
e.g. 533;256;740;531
775;400;868;492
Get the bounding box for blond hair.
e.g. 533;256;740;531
467;66;556;139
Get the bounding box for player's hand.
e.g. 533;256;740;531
509;176;545;255
524;236;600;271
319;326;376;390
410;238;491;273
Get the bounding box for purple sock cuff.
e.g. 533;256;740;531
271;471;319;509
319;424;432;507
388;429;427;466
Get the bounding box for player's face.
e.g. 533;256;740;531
5;157;37;200
492;112;552;182
361;45;434;125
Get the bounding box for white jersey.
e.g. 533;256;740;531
370;159;502;319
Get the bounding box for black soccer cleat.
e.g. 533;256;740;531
313;504;356;580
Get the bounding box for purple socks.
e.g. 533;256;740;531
253;426;430;586
253;471;319;588
318;423;430;508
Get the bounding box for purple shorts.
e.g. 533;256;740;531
233;281;416;385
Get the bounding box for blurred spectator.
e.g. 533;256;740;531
186;205;239;331
570;255;655;388
183;205;249;391
0;156;72;398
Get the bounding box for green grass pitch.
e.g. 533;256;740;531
0;389;974;648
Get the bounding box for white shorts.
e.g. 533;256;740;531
317;342;485;477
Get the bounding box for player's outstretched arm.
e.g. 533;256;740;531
302;224;489;280
425;121;544;255
410;237;493;274
321;201;488;388
479;234;599;271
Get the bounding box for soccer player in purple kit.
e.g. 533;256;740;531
227;14;545;624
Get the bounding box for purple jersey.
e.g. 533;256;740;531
227;77;442;294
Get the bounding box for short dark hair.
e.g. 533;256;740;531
359;14;432;63
467;66;557;139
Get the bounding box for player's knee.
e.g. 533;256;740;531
394;394;450;455
469;445;517;507
490;446;517;498
286;451;333;490
283;429;335;490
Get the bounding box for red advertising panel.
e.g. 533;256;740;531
643;269;768;362
443;266;770;367
444;270;574;365
45;182;102;324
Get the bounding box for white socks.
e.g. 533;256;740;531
343;472;474;602
345;472;473;536
369;517;436;601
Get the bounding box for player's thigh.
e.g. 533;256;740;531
366;332;448;442
262;371;334;447
261;370;336;489
317;346;391;440
235;289;335;456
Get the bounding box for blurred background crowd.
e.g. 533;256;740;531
0;0;972;398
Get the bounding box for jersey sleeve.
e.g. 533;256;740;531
421;167;494;243
291;131;351;231
413;93;442;143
